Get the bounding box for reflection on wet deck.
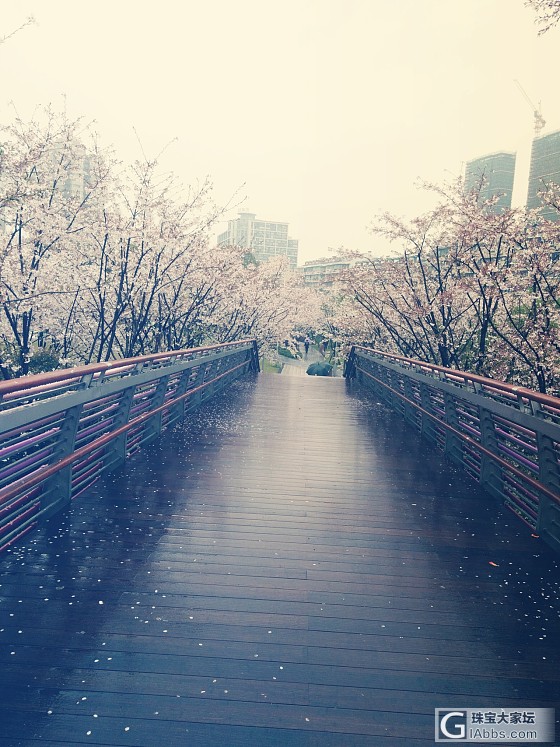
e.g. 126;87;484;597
0;374;558;746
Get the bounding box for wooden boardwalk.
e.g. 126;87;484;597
0;373;559;746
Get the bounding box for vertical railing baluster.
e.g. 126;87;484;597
168;367;194;424
442;391;463;466
478;406;503;497
102;385;136;472
250;341;261;373
536;429;560;547
42;404;83;516
402;377;418;430
141;374;171;446
186;363;208;412
419;381;437;443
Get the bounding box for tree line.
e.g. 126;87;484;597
3;108;560;395
332;179;560;394
0;108;313;377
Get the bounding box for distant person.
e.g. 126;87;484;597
304;336;311;356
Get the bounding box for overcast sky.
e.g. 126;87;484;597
2;1;560;263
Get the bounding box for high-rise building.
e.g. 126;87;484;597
464;151;516;213
217;212;298;268
298;256;371;287
48;142;92;201
1;143;92;236
526;129;560;220
298;257;352;287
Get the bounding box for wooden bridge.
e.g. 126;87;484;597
0;347;559;746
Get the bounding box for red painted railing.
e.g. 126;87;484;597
345;346;560;553
0;340;259;553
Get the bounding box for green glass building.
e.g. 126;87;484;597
464;151;516;214
526;129;560;221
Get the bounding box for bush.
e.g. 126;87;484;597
278;346;298;359
306;362;332;376
29;350;59;373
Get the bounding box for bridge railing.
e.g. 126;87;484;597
345;345;560;553
0;339;259;553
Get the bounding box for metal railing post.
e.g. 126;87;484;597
442;391;463;465
343;348;357;379
186;363;209;413
478;406;503;497
386;368;404;415
103;385;136;471
418;382;437;442
250;341;261;373
167;368;193;425
141;374;171;446
42;404;83;517
536;431;560;551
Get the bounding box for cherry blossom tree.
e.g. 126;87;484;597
337;188;485;370
476;210;560;392
0;106;318;375
68;153;229;363
0;16;35;46
525;0;560;34
203;253;319;358
335;178;560;393
0;106;391;381
0;107;112;375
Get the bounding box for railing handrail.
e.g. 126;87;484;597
0;339;259;553
352;345;560;411
0;339;255;397
347;345;560;553
0;360;249;509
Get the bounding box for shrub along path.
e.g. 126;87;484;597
280;345;330;377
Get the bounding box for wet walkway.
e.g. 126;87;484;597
0;374;559;746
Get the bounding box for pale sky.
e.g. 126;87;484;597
2;1;559;263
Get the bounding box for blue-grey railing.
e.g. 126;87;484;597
345;345;560;553
0;339;259;553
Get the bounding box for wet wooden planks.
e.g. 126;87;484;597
0;373;559;746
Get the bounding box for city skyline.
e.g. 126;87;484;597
464;129;560;222
2;1;560;263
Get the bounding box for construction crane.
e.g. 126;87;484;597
514;79;546;136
